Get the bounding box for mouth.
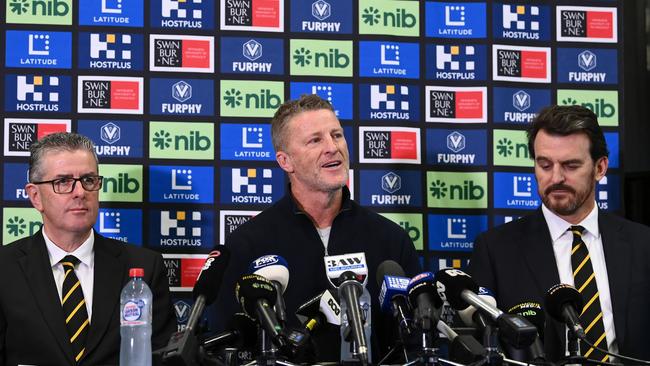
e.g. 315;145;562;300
321;160;342;169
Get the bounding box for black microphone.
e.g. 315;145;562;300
544;284;585;338
338;270;369;366
202;313;258;351
406;272;443;331
507;302;546;362
249;255;290;326
376;260;412;337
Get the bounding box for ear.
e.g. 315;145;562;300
25;184;44;213
276;151;294;174
594;156;609;181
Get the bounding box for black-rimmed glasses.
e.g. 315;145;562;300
31;175;104;194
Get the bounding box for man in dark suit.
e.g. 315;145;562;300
0;132;176;365
469;105;650;362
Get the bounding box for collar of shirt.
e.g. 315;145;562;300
541;202;600;243
43;229;95;269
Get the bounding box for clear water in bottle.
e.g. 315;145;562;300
120;268;152;366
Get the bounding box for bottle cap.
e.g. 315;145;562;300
129;268;144;277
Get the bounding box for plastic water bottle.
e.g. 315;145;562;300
120;268;152;366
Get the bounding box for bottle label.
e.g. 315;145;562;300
122;300;146;325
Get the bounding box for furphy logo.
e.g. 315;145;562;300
220;80;284;117
493;3;550;41
557;48;618;85
93;208;142;245
78;120;143;158
219;210;259;244
220;167;285;205
290;39;353;77
221;0;283;32
557;6;617;43
557;89;618;126
3;208;42;244
98;164;143;202
427;172;488;209
428;214;487;252
359;0;419;37
359;84;419;122
151;0;214;29
5;30;71;69
493;44;551;83
79;0;144;27
359;126;420;164
597;175;620;211
220;37;283;75
493;172;540;210
379;213;423;250
605;133;619;168
149;165;214;203
290;0;352;34
6;0;72;24
78;32;144;71
425;2;486;39
150;35;214;73
163;254;209;291
290;82;353;120
425;86;487;123
4;74;71;113
150;78;214;116
493;87;550;124
426;129;487;166
221;123;274;161
358;41;419;79
3;163;29;201
4;118;70;156
151;210;214;249
493;130;532;167
360;170;422;207
426;44;487;80
78;76;143;114
149;121;214;160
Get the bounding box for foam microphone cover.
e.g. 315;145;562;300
434;269;479;310
193;246;231;304
406;272;443;308
228;313;259;348
249;254;290;292
508;301;545;339
376;260;405;285
235;274;277;316
544;284;583;323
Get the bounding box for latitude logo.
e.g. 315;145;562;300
243;39;262;61
446;131;465;153
578;50;596;72
312;0;330;21
172;81;192;102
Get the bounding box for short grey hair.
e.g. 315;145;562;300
28;132;98;182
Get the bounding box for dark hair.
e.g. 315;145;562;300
527;105;609;161
270;94;335;152
28;132;98;182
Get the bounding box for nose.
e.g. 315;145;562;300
71;179;87;197
324;135;338;154
550;165;565;185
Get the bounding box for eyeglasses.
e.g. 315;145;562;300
31;175;104;194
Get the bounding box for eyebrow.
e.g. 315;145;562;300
535;157;584;165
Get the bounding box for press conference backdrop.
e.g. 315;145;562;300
1;0;623;330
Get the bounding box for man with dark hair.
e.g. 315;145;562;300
0;132;176;365
213;94;420;362
469;105;650;362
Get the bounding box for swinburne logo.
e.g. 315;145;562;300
78;76;143;114
556;6;617;43
359;126;420;164
219;210;259;244
425;86;487;123
221;0;283;32
493;44;551;83
162;254;209;291
150;34;214;73
4;118;70;157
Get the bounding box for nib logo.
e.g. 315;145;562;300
9;0;29;14
496;138;514;157
362;6;380;25
7;217;27;236
153;130;172;149
561;97;577;106
362;6;416;28
293;48;312;66
224;89;243;107
429;180;448;199
9;0;70;16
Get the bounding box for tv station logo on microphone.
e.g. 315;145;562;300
358;41;419;79
425;2;486;38
78;32;144;71
150;34;214;73
4;118;70;157
3;207;43;244
78;120;143;158
6;0;72;25
556;6;617;43
492;87;550;124
149;78;214;116
79;0;143;27
426;44;487;80
425;86;487;123
493;4;550;41
5;30;71;69
290;0;352;34
359;170;422;207
3;163;29;201
219;210;260;244
289;39;353;77
4;74;71;113
149;165;214;203
493;44;551;83
220;0;283;32
427;172;488;209
149;121;214;160
151;210;214;250
151;0;214;29
78;76;143;114
98;164;143;202
163;254;209;291
290;82;352;120
493;172;540;210
359;126;420;164
428;214;487;252
220;123;274;161
597;175;620;211
220;37;283;75
93;208;142;245
220;167;285;205
220;80;284;118
426;129;487;167
557;48;618;85
493;130;532;167
359;84;419;122
358;0;419;37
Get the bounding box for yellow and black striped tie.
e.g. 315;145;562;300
61;255;89;363
570;226;609;362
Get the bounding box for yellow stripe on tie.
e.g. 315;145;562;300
75;348;85;362
62;281;81;304
66;299;86;323
601;355;609;362
573;254;591;277
572;229;583;237
571;243;582;255
578;273;596;293
583;332;607;357
584;312;603;334
581;291;600;315
70;318;89;343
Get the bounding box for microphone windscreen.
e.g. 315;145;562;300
508;301;545;339
235;274;277;316
249;254;290;291
544;284;583;323
434;269;479;310
228;313;258;348
376;260;405;286
407;272;443;308
193;246;231;304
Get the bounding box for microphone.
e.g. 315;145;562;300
437;320;486;364
202;312;258;351
434;269;537;349
544;284;585;338
377;260;412;337
457;286;495;333
295;288;341;327
406;272;443;332
162;247;231;365
507;302;546;362
249;254;290;325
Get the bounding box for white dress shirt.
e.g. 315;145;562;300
44;229;95;322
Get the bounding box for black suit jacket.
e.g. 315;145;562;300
0;230;176;366
468;209;650;361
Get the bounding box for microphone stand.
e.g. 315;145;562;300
249;329;298;366
556;330;622;366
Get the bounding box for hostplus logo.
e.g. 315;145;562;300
227;168;280;204
160;0;204;28
433;45;482;80
369;84;412;120
11;75;67;112
160;211;202;246
498;4;548;40
88;33;132;69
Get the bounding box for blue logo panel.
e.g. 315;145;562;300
3;163;29;201
79;0;144;27
359;170;422;207
605;132;618;169
77;120;144;158
290;82;353;120
493;172;541;210
425;44;487;80
151;0;215;29
597;174;620;211
426;129;487;166
149;165;214;203
428;214;488;252
150;78;214;116
149;209;214;250
359;84;419;122
78;32;144;71
220;123;274;161
94;208;142;246
6;31;72;69
557;48;618;85
429;257;470;273
220;168;285;205
425;2;487;38
492;87;551;124
290;0;353;34
493;3;551;41
220;37;284;75
344;126;354;164
358;41;419;79
5;74;71;113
